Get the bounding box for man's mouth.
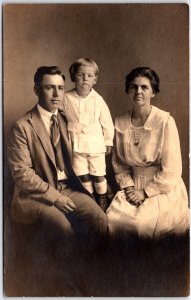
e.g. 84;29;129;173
51;99;60;103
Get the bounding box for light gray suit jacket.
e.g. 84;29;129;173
7;105;88;224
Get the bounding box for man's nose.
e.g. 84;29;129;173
53;87;59;96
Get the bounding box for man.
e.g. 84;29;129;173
7;66;108;251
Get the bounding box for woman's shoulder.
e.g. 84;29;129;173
115;111;131;132
145;106;171;130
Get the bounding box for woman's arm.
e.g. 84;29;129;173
144;116;182;197
112;132;134;189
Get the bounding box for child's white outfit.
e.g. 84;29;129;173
63;88;114;176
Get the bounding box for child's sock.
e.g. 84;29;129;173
81;180;94;194
94;179;107;195
94;179;108;212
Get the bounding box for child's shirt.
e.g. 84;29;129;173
63;88;114;153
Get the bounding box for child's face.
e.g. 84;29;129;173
74;65;97;94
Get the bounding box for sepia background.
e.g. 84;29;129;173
3;3;189;296
4;3;189;189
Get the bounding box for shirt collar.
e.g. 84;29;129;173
37;103;58;122
72;88;96;99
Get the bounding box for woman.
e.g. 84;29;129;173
107;67;189;238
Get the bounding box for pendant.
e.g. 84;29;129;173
134;142;139;146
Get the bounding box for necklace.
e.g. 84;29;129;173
132;126;143;146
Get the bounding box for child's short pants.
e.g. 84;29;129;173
72;152;106;176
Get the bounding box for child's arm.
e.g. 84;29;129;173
106;146;112;155
99;98;114;148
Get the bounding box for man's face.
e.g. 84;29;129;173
35;74;65;112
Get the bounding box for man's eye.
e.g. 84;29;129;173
59;86;64;90
45;86;52;90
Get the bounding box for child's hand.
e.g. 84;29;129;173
105;146;112;155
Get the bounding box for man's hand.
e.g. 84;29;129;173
105;146;112;155
54;195;76;213
125;189;146;207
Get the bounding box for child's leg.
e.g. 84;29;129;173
93;176;107;193
72;153;94;194
93;176;109;212
88;153;109;211
79;174;94;194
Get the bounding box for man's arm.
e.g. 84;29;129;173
7;121;75;212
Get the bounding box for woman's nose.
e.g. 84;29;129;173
136;86;142;94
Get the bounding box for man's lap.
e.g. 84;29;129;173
35;187;107;239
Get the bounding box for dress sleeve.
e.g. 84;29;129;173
112;131;134;189
7;122;61;205
144;116;182;197
99;98;114;146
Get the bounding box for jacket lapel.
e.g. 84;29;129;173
28;105;56;167
58;111;73;160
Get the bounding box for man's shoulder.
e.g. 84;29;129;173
12;105;37;127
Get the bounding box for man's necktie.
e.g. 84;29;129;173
50;114;65;172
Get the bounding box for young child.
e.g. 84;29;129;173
63;58;114;211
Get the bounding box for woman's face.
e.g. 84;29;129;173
128;76;155;108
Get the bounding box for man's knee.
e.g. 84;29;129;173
70;192;108;235
36;205;74;239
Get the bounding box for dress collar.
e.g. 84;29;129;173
116;106;170;132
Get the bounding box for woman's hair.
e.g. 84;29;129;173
125;67;160;94
34;66;65;85
69;58;99;82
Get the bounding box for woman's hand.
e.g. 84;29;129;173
125;189;146;207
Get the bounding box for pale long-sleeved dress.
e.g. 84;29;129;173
107;106;189;238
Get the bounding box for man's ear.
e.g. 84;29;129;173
151;92;155;99
34;85;40;96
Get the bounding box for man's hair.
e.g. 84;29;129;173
69;58;99;82
125;67;160;94
34;66;65;85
